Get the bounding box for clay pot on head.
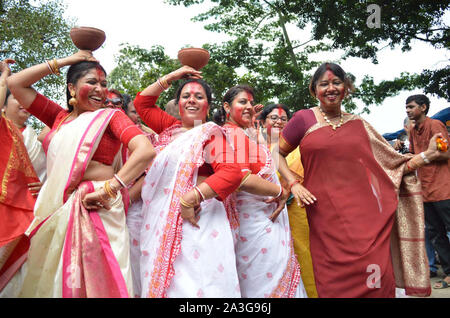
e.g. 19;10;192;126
177;48;210;70
70;27;106;51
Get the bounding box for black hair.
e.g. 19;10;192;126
174;78;212;105
4;88;11;106
214;84;255;126
258;103;291;121
406;94;430;115
309;62;354;98
66;61;107;111
122;94;132;112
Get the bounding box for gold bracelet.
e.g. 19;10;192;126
237;171;251;191
103;180;117;199
159;76;170;90
156;78;166;90
180;197;195;208
46;61;54;74
51;59;60;76
193;188;200;205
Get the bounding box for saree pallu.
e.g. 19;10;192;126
22;125;47;182
0;116;38;294
224;129;306;298
127;200;144;298
294;115;430;297
17;108;133;297
140;123;240;298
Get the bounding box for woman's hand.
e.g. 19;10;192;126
166;65;202;83
60;50;97;67
265;186;289;222
180;191;201;228
28;181;43;197
291;183;316;207
82;186;113;211
180;204;201;229
0;59;15;76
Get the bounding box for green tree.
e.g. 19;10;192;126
165;0;449;113
1;0;76;102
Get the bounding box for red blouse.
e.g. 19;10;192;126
134;93;180;134
27;93;143;165
134;92;243;200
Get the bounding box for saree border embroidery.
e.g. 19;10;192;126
0;117;36;202
361;119;430;296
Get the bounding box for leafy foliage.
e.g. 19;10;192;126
0;0;76;102
161;0;449;113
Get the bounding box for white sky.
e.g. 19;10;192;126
62;0;449;135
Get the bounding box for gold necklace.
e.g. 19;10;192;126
319;107;344;130
55;112;73;131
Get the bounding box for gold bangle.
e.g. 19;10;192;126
103;180;117;199
238;171;251;191
46;61;54;74
51;59;60;76
193;189;200;205
180;197;195;208
159;76;170;90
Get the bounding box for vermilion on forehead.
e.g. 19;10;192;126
277;108;286;117
107;92;119;99
183;82;205;95
84;68;106;81
320;70;337;81
246;92;254;102
96;66;105;78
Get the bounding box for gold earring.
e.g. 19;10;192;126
69;91;77;107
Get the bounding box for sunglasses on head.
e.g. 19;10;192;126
105;98;122;106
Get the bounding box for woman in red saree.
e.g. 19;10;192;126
277;62;448;298
4;51;155;297
0;59;40;296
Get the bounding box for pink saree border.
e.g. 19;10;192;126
63;109;116;202
89;203;129;298
62;181;129;298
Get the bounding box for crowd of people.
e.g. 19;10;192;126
0;49;449;298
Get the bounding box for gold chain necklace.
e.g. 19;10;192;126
55;112;73;132
319;107;344;130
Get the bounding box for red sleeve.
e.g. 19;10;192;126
202;133;244;201
280;109;316;153
134;92;180;134
26;93;65;128
108;110;144;148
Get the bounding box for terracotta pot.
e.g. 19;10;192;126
177;48;210;70
70;27;106;51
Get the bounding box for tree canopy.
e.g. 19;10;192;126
0;0;76;101
158;0;449;113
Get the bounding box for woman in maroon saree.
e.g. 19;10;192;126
277;62;448;298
